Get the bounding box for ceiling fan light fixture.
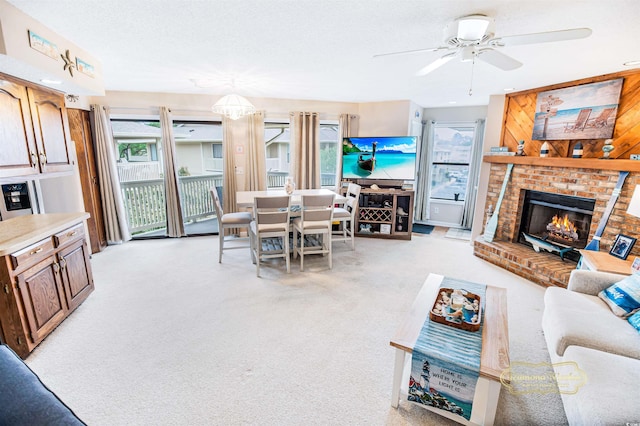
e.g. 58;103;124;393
457;15;492;41
212;93;256;120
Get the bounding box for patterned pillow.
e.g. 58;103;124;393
598;273;640;318
628;310;640;333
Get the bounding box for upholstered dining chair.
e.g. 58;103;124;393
292;193;335;271
331;183;361;250
249;195;291;277
210;188;253;263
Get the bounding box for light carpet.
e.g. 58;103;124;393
445;228;472;241
25;231;567;425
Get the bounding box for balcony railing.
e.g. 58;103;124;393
120;174;223;234
120;172;335;234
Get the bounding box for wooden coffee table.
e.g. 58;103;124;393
390;274;509;425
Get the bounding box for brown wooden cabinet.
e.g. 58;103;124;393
0;214;94;358
0;79;38;178
68;108;107;253
356;187;414;240
15;254;68;346
27;87;74;174
0;73;74;178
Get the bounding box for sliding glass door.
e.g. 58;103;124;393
111;119;223;238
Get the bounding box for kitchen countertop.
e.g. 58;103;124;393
0;213;90;256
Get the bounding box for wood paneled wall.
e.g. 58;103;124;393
501;69;640;159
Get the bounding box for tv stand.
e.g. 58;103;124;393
352;181;414;240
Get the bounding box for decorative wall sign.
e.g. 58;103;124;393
76;57;95;78
532;78;623;141
60;49;76;76
28;30;59;60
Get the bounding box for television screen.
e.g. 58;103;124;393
342;136;417;180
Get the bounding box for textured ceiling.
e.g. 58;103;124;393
6;0;640;108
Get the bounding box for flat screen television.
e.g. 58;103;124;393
342;136;417;180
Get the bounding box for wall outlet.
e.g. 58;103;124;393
434;207;439;214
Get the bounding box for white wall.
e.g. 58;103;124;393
357;100;412;136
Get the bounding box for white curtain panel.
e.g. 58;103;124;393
90;104;131;244
290;112;320;190
462;119;485;229
159;107;185;237
338;114;359;187
245;111;266;191
414;120;433;222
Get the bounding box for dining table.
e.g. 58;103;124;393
236;188;347;215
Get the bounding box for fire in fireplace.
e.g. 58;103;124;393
518;190;595;261
546;214;579;244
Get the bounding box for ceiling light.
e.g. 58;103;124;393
457;15;491;41
41;78;62;85
504;87;515;92
623;60;640;66
211;94;256;120
448;101;457;104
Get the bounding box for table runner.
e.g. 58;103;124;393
408;277;486;420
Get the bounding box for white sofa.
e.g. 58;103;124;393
542;270;640;425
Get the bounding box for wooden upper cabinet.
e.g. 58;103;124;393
27;87;74;173
0;80;39;177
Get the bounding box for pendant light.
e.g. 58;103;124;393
212;93;256;120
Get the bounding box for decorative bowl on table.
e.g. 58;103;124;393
429;288;482;332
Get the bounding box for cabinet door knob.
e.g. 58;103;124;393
30;151;38;168
53;262;60;272
29;247;43;255
39;152;47;166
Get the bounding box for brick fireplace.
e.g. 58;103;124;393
474;158;640;287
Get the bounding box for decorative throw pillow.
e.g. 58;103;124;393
629;310;640;333
598;273;640;318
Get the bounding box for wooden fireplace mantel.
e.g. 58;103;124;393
483;155;640;172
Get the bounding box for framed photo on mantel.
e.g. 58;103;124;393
532;78;623;141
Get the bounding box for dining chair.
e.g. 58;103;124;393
249;195;291;277
210;188;253;263
292;193;335;271
331;183;361;250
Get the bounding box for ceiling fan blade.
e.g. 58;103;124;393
492;28;592;46
373;46;449;58
416;53;457;76
477;48;522;71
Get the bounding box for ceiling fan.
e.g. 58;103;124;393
374;15;592;77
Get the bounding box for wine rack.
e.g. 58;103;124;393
355;187;414;240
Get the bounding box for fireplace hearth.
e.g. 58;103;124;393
518;191;595;261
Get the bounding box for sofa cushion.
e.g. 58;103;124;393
0;344;85;425
558;345;640;426
597;273;640;317
543;287;640;360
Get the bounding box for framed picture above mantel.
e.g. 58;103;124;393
532;78;623;141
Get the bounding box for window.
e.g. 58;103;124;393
212;143;222;158
264;122;290;188
429;124;475;202
264;122;339;189
319;123;339;188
